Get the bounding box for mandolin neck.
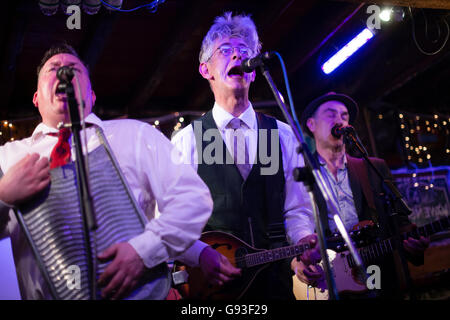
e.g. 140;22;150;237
245;243;310;268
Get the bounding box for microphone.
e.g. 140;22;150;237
56;66;75;94
241;51;274;73
331;124;355;138
56;66;74;83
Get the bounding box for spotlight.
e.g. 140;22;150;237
103;0;123;10
380;7;404;22
39;0;59;16
83;0;101;15
321;28;375;74
392;7;405;22
379;7;393;22
61;0;81;14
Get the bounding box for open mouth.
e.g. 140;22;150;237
227;66;244;77
55;83;66;94
55;83;68;101
55;94;68;102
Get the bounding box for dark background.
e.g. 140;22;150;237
0;0;449;169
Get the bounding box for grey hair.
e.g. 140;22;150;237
199;12;262;63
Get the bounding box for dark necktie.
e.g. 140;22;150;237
227;118;251;180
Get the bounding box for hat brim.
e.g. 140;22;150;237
301;93;359;136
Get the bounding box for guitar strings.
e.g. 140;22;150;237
232;244;310;266
232;216;450;266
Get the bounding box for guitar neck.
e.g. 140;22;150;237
244;243;310;268
349;216;450;267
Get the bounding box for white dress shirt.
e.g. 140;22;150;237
0;113;213;299
171;102;314;266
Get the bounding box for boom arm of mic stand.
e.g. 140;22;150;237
345;130;415;297
260;66;367;299
62;80;98;299
64;83;98;231
346;132;412;214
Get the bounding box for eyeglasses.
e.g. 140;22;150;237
209;44;253;60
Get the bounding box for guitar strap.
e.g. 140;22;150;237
347;156;379;225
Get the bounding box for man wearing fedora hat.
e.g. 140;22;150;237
291;92;429;299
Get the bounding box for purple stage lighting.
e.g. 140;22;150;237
322;28;375;75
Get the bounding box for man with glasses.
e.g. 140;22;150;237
172;12;313;300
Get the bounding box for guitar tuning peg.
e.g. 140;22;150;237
359;240;364;245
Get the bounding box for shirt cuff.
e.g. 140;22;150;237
174;240;209;267
293;230;315;245
128;230;168;269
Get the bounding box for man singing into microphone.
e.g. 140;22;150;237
0;43;213;299
172;12;313;299
291;92;429;299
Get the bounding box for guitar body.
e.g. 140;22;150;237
293;217;450;300
293;250;368;300
176;231;269;300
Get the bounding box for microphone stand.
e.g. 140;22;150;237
57;71;98;300
344;130;415;298
259;64;366;300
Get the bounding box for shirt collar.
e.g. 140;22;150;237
317;152;348;169
212;101;256;131
31;113;103;143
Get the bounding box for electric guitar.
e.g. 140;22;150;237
174;231;311;300
293;216;450;300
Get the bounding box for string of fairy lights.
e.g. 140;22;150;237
0;117;41;145
0;111;203;145
394;110;449;164
384;109;450;192
2;111;449;164
1;121;15;140
141;111;204;137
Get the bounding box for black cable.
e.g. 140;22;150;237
409;7;449;56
